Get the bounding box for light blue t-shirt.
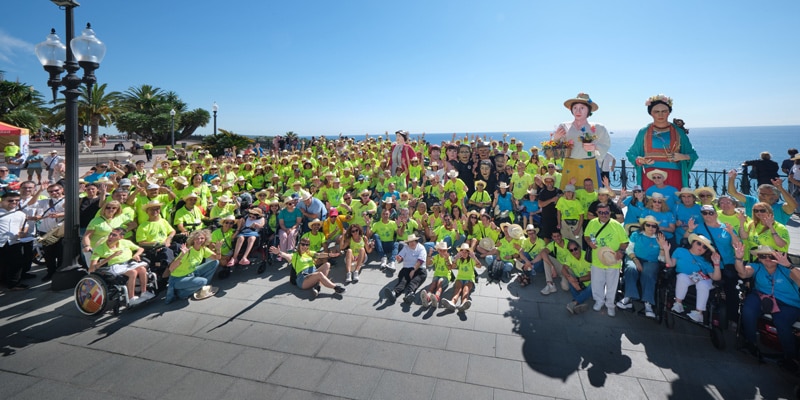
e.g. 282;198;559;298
630;231;661;262
672;247;714;276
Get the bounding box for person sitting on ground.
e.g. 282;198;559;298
165;229;221;304
89;228;152;305
384;233;427;304
441;243;480;312
663;234;721;323
269;237;345;298
734;243;800;372
517;225;547;290
563;239;592;315
420;241;452;309
617;220;670;318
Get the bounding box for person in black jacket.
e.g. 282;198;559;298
743;152;779;186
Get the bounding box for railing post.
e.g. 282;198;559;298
620;159;627;189
740;164;751;196
720;169;727;195
703;169;709;188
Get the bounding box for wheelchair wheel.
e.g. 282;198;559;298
74;274;110;316
711;326;726;350
664;309;675;329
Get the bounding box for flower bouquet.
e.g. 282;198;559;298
541;135;574;160
579;125;597;157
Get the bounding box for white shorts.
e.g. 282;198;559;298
108;261;148;275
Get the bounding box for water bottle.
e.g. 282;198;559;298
589;234;596;247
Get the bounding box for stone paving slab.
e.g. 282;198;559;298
2;253;800;400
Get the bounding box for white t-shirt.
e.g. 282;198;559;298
601;152;616;172
397;242;427;269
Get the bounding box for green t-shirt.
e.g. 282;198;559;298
520;237;546;258
583;218;628;269
85;215;123;247
430;253;452;278
371;220;397;242
455;258;476;281
497;238;520;261
172;246;213;277
301;231;326;252
564;251;592;286
575;189;598;216
556;198;584;221
511;172;535;199
211;228;235;256
174;206;205;231
546;240;570;264
91;239;140;266
291;251;316;275
136;218;175;244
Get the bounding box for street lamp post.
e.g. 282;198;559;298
170;109;176;146
35;0;105;290
212;102;218;135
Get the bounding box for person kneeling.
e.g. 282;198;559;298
89;228;152;305
165;229;221;304
269;239;345;298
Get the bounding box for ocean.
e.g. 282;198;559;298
306;125;799;174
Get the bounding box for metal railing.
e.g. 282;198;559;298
610;160;767;196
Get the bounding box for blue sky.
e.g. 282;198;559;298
2;1;799;136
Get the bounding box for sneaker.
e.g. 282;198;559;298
333;284;346;294
607;306;616;317
593;301;603;312
387;261;397;271
566;301;576;315
442;298;456;311
616;297;633;310
352;271;359;283
345;272;352;283
540;283;557;295
383;288;396;303
403;293;415;304
420;290;430;307
311;286;319;298
127;296;141;306
380;256;387;268
644;302;656;318
459;299;472;312
139;291;155;301
574;303;589;314
671;302;684;314
687;310;704;323
560;278;570;292
430;294;439;309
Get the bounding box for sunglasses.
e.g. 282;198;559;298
632;190;642;193
644;223;658;228
699;194;712;198
693;241;709;251
753;209;768;214
701;211;716;216
105;206;119;210
597;211;610;215
757;254;775;260
223;222;235;225
651;200;664;203
47;190;61;193
568;247;580;252
651;176;664;179
299;243;310;247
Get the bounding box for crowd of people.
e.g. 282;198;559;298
0;93;799;369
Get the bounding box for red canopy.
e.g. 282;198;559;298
0;121;23;135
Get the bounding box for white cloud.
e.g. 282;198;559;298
0;30;33;64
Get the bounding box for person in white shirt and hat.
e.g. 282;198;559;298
384;233;427;304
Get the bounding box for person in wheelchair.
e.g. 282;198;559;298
664;234;722;323
212;215;237;278
734;243;800;370
89;228;153;305
227;207;265;267
174;193;205;235
617;217;670;318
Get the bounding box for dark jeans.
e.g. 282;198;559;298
20;241;34;273
43;239;64;276
373;235;398;260
392;267;427;296
0;242;25;286
742;292;800;359
144;149;153;161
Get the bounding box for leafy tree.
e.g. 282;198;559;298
0;72;46;132
201;129;253;156
49;83;121;145
115;84;209;144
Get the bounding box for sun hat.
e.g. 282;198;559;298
498;182;510;189
173;176;189;186
639;215;660;226
192;285;218;301
507;224;525;240
405;234;421;243
542;174;555;182
308;218;322;228
650;192;665;200
750;245;775;257
218;195;232;203
478;238;496;252
694;187;716;201
597;187;612;196
688;234;716;253
475;180;486;188
675;187;696;197
645;169;668;180
146;183;160;190
221;215;236;222
499;222;511;231
183;192;199;202
248;208;264;217
700;204;715;212
434;241;450;251
525;224;539;234
564;184;576;192
563;92;599;112
447;170;459;178
597;247;619;266
119;178;132;187
144;200;163;211
300;192;312;201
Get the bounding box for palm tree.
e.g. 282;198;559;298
0;74;46;132
81;83;121;145
119;84;164;112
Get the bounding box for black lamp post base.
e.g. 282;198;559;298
50;263;86;291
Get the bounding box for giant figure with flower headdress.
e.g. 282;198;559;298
389;130;417;178
626;94;697;191
552;93;611;190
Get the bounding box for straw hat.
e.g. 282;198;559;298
688;234;716;253
694;187;716;201
405;234;421;243
645;169;668;180
525;224;539;235
597;247;619;266
475;180;486;188
457;243;471;252
563;92;599;112
542;174;556;182
597;187;612;195
192;285;219;300
308;218;322;228
675;187;696;197
639;215;660;226
507;224;525;240
183;192;199;202
499;222;511;231
750;245;775;257
217;195;232;203
173;176;189;186
447;170;459;178
498;182;510;189
434;241;450;251
478;238;496;252
144;200;163;211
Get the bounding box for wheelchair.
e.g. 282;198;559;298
662;268;727;350
615;258;669;323
74;261;159;317
734;279;800;366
